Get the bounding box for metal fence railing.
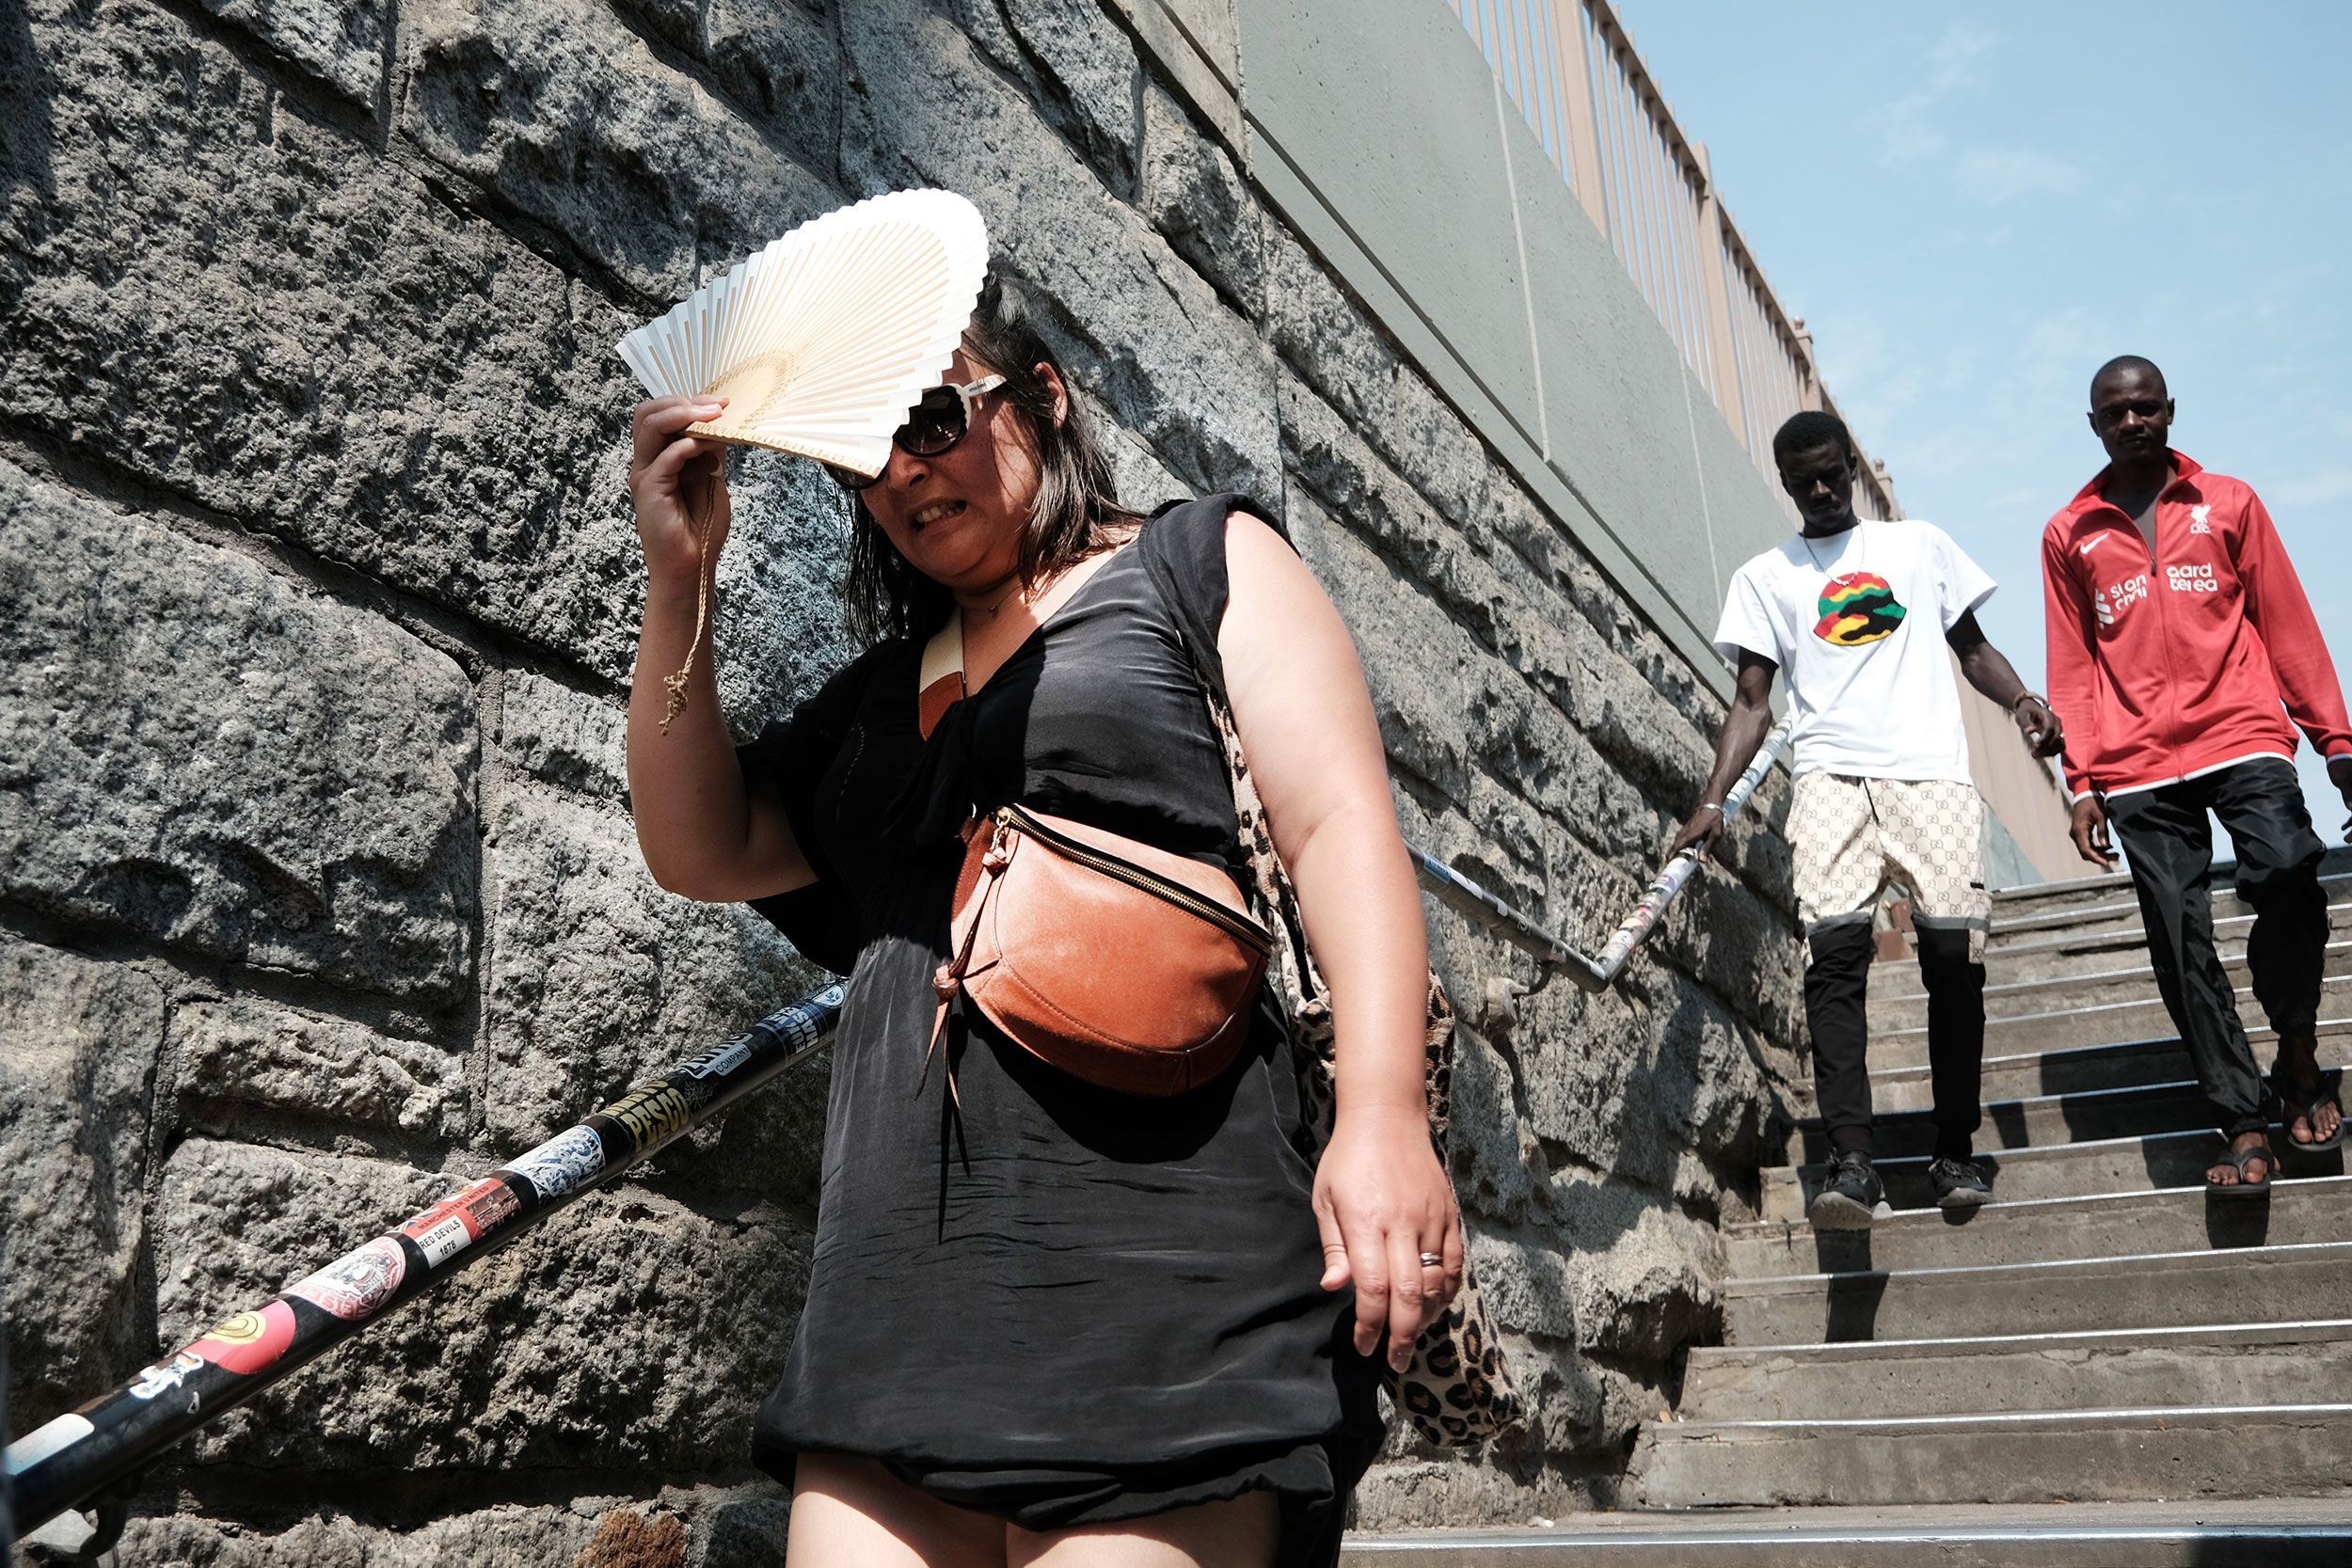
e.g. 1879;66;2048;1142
1450;0;1901;526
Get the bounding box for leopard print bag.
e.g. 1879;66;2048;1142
1197;670;1523;1448
1137;494;1521;1444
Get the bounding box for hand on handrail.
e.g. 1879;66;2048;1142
1667;802;1726;861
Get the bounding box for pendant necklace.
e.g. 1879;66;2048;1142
1800;520;1863;578
958;576;1028;623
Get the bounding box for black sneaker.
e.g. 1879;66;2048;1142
1929;1155;1992;1209
1808;1150;1888;1230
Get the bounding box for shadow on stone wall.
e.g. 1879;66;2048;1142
0;0;52;242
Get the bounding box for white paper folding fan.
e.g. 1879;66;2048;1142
616;188;991;476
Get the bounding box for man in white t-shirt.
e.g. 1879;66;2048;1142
1671;411;2064;1228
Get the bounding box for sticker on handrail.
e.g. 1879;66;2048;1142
5;1412;95;1475
504;1125;607;1203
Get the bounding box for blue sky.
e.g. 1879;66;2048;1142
1608;0;2352;863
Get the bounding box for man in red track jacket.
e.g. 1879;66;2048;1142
2042;356;2352;1193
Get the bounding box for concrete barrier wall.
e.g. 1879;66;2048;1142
1233;0;1793;683
0;0;1806;1555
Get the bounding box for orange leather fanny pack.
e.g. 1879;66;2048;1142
929;802;1273;1096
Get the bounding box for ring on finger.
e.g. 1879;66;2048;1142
1418;1251;1444;1269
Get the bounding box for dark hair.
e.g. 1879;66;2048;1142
842;273;1137;644
2090;355;2166;404
1772;409;1855;467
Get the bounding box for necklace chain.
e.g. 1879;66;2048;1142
958;577;1028;621
1800;520;1863;575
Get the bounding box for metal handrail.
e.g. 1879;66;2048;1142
4;989;847;1544
1412;721;1788;989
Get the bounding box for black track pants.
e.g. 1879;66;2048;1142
1807;921;1986;1161
2105;757;2328;1137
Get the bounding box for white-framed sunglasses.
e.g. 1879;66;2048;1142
827;374;1008;491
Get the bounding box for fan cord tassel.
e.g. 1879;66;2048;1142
660;515;714;734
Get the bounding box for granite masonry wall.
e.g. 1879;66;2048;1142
0;0;1804;1559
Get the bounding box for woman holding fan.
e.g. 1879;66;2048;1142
624;271;1462;1568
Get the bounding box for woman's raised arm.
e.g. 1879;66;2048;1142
624;396;815;902
1217;509;1462;1373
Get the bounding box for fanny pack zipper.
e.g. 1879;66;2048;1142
997;803;1273;956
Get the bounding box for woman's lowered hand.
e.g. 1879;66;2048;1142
1312;1102;1465;1372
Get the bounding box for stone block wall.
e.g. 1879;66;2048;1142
0;0;1804;1556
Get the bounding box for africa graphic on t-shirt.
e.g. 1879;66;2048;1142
1813;572;1907;646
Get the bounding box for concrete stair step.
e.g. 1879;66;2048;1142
1840;1017;2352;1112
1988;896;2157;945
1987;867;2153;923
1984;865;2352;951
1867;940;2352;1037
1343;1501;2352;1567
1726;1174;2352;1277
1968;884;2352;986
1629;1402;2352;1509
1860;999;2351;1081
1987;891;2180;945
1766;1129;2345;1219
1613;843;2352;1528
1722;1239;2352;1347
1680;1319;2352;1421
1985;848;2352;926
1928;971;2352;1054
1783;1076;2250;1164
1963;939;2349;1019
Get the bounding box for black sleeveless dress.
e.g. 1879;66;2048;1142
737;498;1385;1564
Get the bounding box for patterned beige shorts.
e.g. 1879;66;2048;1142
1788;773;1990;960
